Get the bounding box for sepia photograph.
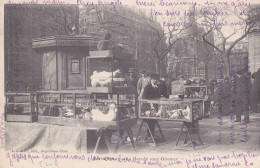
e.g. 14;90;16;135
1;0;260;167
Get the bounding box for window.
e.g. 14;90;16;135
70;58;80;74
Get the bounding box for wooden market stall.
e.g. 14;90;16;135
137;98;204;149
5;35;138;153
171;79;210;117
136;77;207;149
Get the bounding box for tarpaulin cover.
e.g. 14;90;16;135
5;122;88;153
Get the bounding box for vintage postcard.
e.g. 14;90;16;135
1;0;260;167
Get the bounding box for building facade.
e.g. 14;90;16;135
167;21;214;81
4;5;80;91
79;5;166;75
248;5;260;74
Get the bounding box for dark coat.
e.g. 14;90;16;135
142;83;160;99
125;75;138;88
251;69;260;101
234;73;251;109
222;81;231;98
216;81;231;100
158;80;168;98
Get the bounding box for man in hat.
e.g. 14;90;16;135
216;77;231;115
158;74;168;98
124;68;138;88
234;69;251;123
250;68;260;113
142;74;161;141
137;70;150;99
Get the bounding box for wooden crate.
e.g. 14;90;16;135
171;80;185;95
184;86;208;99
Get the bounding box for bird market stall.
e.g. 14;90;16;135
137;98;204;149
5;35;138;153
171;77;210;117
137;77;206;149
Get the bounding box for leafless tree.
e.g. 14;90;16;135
141;11;192;75
197;4;260;79
29;5;79;35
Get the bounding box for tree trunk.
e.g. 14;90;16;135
223;53;231;79
155;60;160;75
205;61;209;82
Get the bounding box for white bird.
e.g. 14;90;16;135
183;106;191;120
156;106;165;117
91;103;117;121
63;109;74;117
90;69;121;87
170;111;180;118
145;111;151;116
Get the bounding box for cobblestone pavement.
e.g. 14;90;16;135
112;112;260;154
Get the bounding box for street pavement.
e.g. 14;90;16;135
112;112;260;154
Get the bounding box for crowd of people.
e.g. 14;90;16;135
209;68;260;124
125;69;170;99
125;67;260;142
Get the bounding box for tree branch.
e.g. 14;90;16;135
202;29;223;53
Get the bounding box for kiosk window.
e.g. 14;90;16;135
70;58;80;74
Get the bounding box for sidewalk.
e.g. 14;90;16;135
117;112;260;154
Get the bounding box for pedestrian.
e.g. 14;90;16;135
137;70;150;99
209;80;216;100
222;77;231;114
146;73;151;83
234;69;251;123
158;75;168;98
124;68;138;88
216;77;231;115
167;77;176;96
250;68;260;113
142;74;161;142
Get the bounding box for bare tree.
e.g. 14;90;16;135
197;5;260;79
141;12;191;75
29;5;79;35
194;30;214;82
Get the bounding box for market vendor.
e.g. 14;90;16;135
158;75;169;98
142;74;161;141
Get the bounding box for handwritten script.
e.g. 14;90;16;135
0;113;5;148
3;151;260;168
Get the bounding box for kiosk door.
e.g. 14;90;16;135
66;56;86;89
42;51;57;90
